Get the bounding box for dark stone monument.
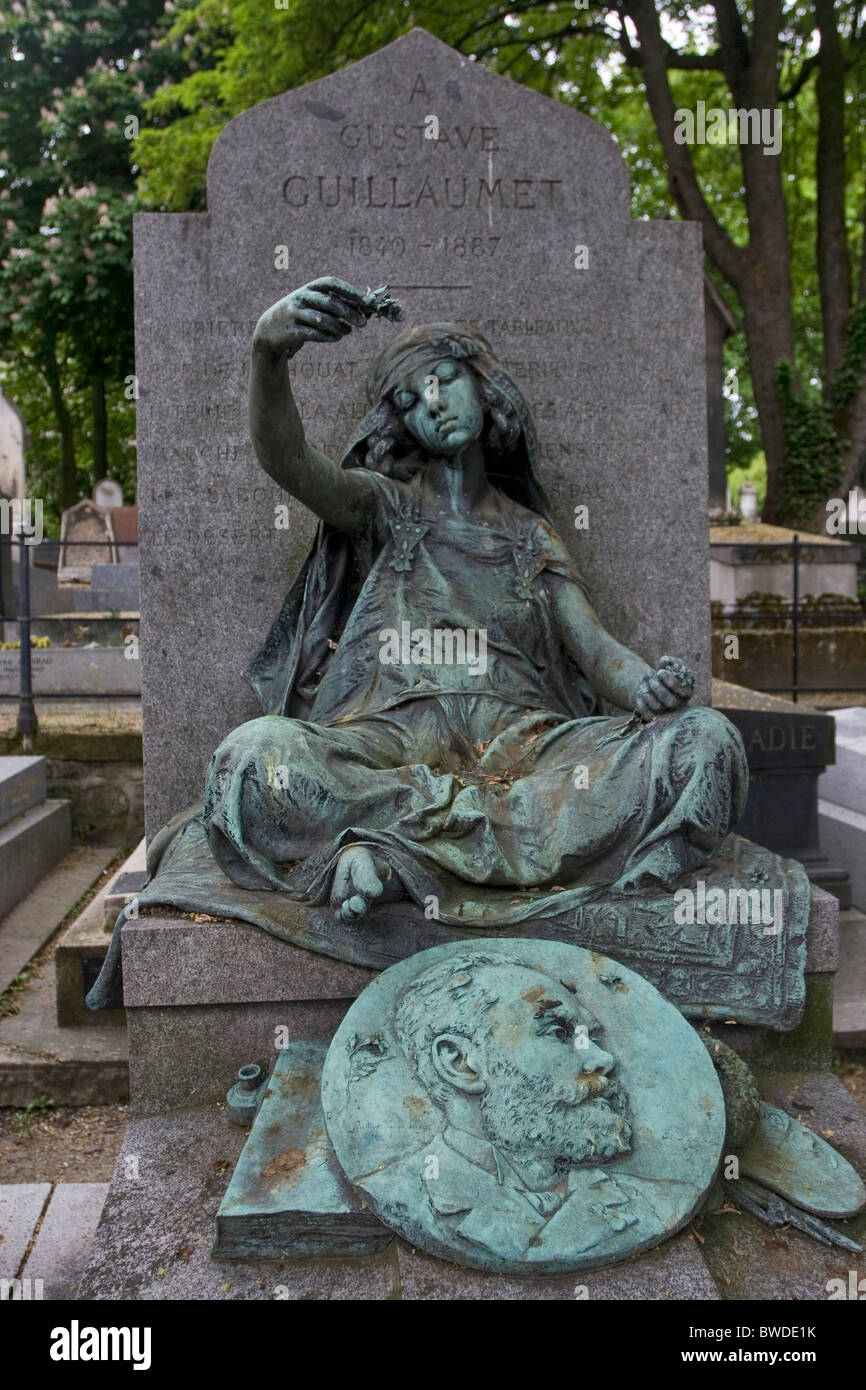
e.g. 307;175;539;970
714;680;850;906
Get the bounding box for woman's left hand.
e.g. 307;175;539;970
633;655;695;721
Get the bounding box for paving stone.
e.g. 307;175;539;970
21;1183;109;1300
0;1183;50;1288
134;27;711;837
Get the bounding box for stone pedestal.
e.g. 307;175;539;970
119;884;838;1116
77;1067;866;1301
714;681;850;905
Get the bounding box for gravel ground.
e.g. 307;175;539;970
0;1103;128;1182
834;1051;866;1109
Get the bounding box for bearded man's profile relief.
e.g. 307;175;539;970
359;951;691;1267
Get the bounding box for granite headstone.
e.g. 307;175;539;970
134;26;711;838
58;500;117;584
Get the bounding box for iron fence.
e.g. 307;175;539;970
713;534;866;702
0;533;139;738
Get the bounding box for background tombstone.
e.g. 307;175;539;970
0;392;26;637
0;390;26;506
93;478;124;509
0;491;12;639
58;499;117;585
134;26;711;839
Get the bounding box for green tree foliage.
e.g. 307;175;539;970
133;2;866;528
0;0;181;525
4;3;865;531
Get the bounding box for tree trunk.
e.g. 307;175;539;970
815;0;851;381
623;0;795;521
91;377;108;481
739;274;794;521
44;351;77;512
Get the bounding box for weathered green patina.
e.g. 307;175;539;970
213;981;864;1272
321;939;726;1275
87;277;810;1029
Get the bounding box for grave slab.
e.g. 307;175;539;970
0;755;46;829
58;500;116;583
0;798;71;919
0;843;115;997
0;1183;50;1289
22;1183;109;1300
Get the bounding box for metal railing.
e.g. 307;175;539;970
713;534;866;702
0;533;139;740
4;531;865;736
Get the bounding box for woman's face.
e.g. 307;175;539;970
392;357;485;457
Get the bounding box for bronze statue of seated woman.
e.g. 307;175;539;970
87;277;809;1027
205;276;748;924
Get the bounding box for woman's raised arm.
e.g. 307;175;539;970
249;277;379;538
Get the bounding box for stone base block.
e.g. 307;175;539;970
77;1109;719;1300
819;799;866;912
55;886;124;1029
819;708;866;815
0;647;141;697
118;886;838;1115
698;1071;866;1301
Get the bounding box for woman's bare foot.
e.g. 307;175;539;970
331;845;402;923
